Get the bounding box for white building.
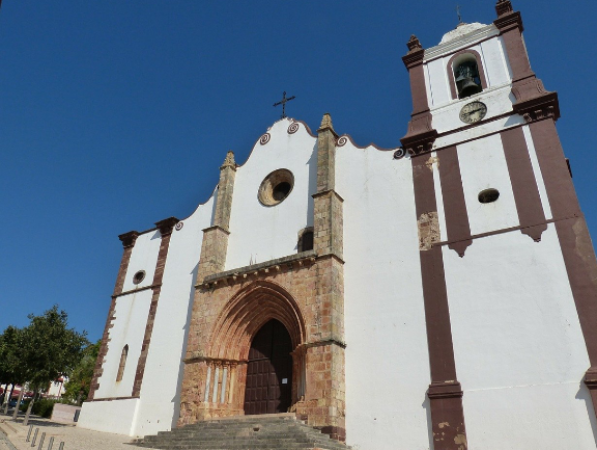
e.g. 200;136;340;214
79;1;597;449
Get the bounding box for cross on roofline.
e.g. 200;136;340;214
273;91;296;119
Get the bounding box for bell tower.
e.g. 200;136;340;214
400;1;597;449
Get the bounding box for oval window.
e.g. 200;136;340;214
258;169;294;206
133;270;146;285
478;188;500;204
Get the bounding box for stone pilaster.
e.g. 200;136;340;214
306;113;346;440
316;113;337;192
196;151;237;283
314;114;343;260
214;151;237;230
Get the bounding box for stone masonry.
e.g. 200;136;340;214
177;114;347;441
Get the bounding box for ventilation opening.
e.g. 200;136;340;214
258;169;295;206
298;229;314;252
478;188;500;203
454;57;482;99
133;270;146;285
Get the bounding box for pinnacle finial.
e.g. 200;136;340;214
406;35;423;53
221;150;236;169
319;113;334;132
495;0;513;17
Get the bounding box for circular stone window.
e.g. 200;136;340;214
133;270;146;285
478;188;500;204
258;169;294;206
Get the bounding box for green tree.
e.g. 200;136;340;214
0;327;22;384
20;305;89;394
0;326;29;415
62;340;101;405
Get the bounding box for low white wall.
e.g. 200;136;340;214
51;403;81;424
78;398;139;436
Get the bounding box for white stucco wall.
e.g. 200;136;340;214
523;125;553;219
94;289;153;399
132;195;215;436
80;193;216;436
457;133;519;235
225;119;317;270
443;228;594;449
337;142;432;450
78;398;140;435
121;230;162;292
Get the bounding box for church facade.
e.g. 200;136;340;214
78;2;597;449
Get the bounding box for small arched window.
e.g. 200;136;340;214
116;345;128;382
298;228;314;252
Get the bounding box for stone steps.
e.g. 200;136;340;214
135;414;349;450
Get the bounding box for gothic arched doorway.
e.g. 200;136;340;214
244;319;293;415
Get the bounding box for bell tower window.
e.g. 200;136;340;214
454;58;482;98
447;49;488;100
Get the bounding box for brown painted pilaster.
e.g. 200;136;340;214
88;230;139;400
494;0;560;121
438;147;472;257
132;217;178;397
401;35;438;156
412;155;467;450
529;119;597;417
501;127;547;241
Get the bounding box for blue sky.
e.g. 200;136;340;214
1;0;596;341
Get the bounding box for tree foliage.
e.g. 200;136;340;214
0;306;89;396
0;326;27;386
62;340;101;405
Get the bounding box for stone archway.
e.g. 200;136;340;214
208;281;305;362
179;281;307;422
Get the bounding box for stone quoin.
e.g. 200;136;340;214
78;2;597;449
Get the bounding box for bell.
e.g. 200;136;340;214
457;77;482;98
455;61;482;98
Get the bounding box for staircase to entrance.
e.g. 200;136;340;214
135;413;350;450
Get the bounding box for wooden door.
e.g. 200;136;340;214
244;319;292;415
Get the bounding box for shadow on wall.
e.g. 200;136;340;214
306;143;317;228
576;382;597;447
422;395;435;450
170;261;200;428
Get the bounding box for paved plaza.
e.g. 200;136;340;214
0;412;158;450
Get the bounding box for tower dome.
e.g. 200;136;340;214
439;22;488;44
